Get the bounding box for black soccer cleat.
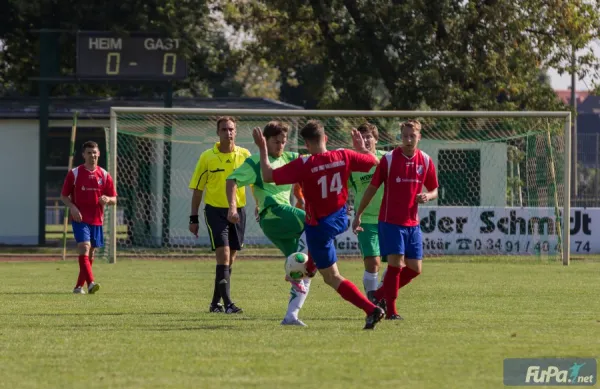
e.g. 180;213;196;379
225;303;244;314
363;306;385;330
385;314;404;320
366;291;376;304
375;298;387;315
208;303;225;313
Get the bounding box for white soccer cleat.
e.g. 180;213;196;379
73;287;85;294
285;275;307;294
281;317;307;327
88;282;100;294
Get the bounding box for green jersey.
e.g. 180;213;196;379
348;149;386;224
227;151;299;212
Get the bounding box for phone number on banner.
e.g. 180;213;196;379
421;238;593;254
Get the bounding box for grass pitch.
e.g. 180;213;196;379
0;258;598;389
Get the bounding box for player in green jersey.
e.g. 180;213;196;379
348;123;388;303
225;121;316;326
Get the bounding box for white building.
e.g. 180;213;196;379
0;97;302;245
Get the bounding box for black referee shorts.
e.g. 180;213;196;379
203;204;246;251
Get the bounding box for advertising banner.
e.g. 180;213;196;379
336;207;597;255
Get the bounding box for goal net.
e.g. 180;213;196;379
103;108;571;264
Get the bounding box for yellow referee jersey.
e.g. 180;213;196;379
189;142;251;208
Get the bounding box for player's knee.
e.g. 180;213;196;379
405;259;422;274
215;247;230;265
78;243;91;255
387;254;404;267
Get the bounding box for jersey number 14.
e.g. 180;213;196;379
317;172;342;198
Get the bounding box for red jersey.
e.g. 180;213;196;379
61;165;117;226
370;148;438;227
272;149;377;225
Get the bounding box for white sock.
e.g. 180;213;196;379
285;278;311;321
378;268;387;289
362;271;379;293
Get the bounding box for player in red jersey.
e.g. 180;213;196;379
60;141;117;295
252;120;385;330
352;120;438;319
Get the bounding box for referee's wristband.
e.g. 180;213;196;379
189;215;199;224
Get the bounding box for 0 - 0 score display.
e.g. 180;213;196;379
76;31;188;80
104;52;178;76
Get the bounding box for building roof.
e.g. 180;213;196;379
0;97;303;119
577;95;600;114
554;89;590;106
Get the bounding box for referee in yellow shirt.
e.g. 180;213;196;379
189;116;251;314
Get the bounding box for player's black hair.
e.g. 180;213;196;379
81;141;99;152
263;121;290;139
216;116;237;129
300;120;325;143
357;122;379;141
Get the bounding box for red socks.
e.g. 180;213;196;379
383;266;402;316
305;253;317;275
374;266;422;301
372;266;421;317
336;279;376;314
400;267;420;288
375;265;402;302
76;255;94;288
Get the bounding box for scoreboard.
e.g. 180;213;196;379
76;31;188;80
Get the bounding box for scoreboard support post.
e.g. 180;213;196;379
37;29;62;245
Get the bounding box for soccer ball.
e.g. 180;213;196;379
285;252;309;280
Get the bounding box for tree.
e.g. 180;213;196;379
220;0;600;110
0;0;242;97
234;58;281;99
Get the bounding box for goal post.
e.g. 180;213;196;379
106;108;571;265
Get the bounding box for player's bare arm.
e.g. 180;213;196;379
60;194;83;223
251;185;260;222
293;184;305;209
417;187;438;204
226;179;241;224
189;189;203;237
99;195;117;206
352;184;379;233
252;127;275;182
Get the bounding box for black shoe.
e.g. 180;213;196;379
375;298;387;315
208;303;225;313
225;303;243;314
366;291;376;304
363;306;385;330
385;314;404;320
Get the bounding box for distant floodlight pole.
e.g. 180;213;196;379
571;46;578;199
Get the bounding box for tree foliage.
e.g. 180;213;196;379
221;0;600;110
0;0;242;97
1;0;599;109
